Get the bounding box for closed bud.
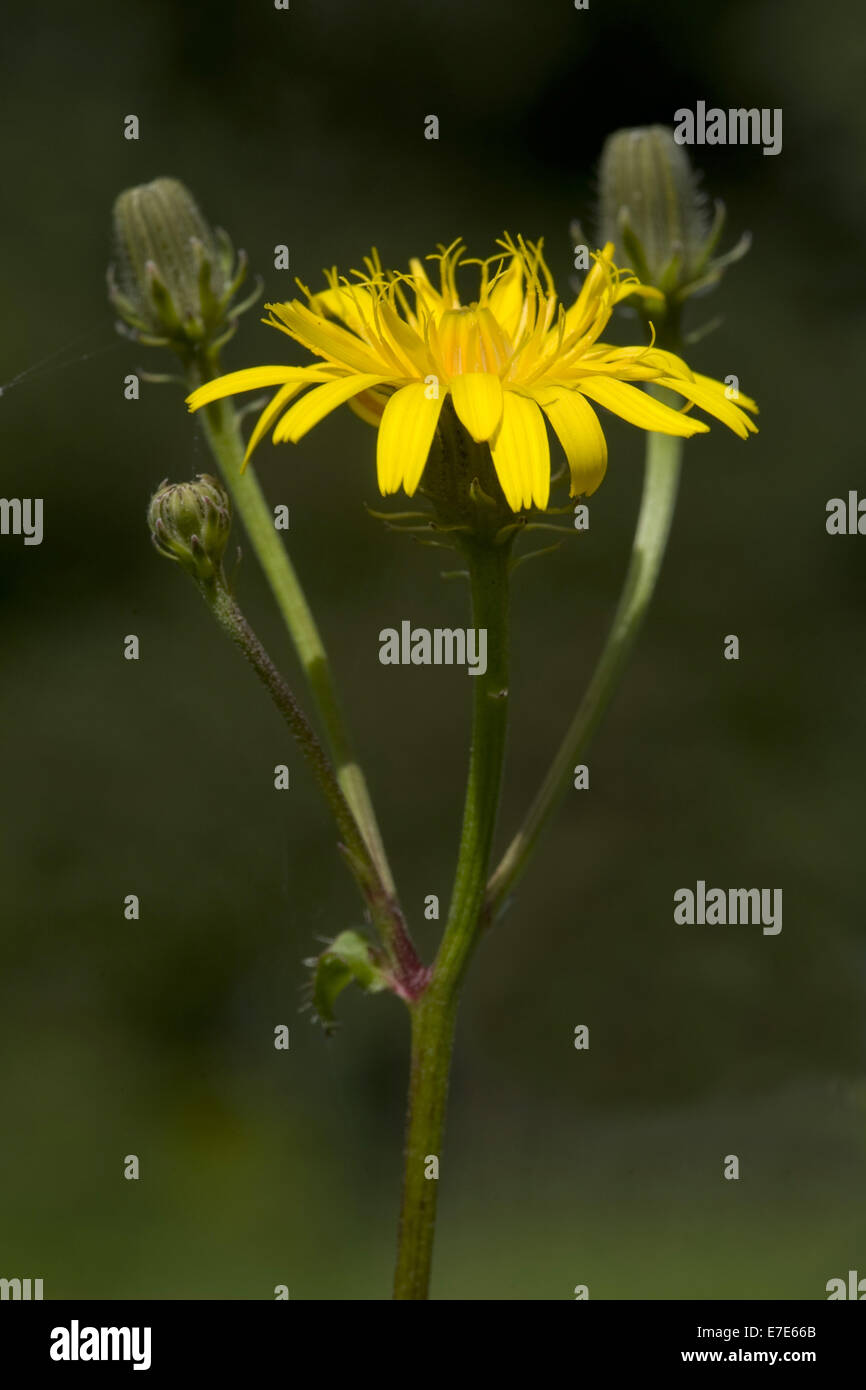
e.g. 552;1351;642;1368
148;474;231;584
594;125;750;307
108;177;259;360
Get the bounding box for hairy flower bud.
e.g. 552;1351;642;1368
588;125;750;308
148;474;232;584
108;177;259;360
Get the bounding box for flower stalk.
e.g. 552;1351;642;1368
207;582;376;892
394;534;512;1299
486;418;683;917
209;578;426;993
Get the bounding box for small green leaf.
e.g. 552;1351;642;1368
310;930;388;1033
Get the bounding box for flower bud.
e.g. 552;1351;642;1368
594;125;750;304
108;177;258;359
148;474;232;584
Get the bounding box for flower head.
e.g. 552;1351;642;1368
148;474;232;585
187;236;757;513
109;177;259;360
594;126;752;305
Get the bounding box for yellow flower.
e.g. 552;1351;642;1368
187;237;757;513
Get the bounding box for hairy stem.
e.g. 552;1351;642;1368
202;577;425;993
393;538;511;1299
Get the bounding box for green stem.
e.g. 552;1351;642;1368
485;426;683;916
392;995;458;1301
393;538;511;1300
188;351;395;896
203;577;425;991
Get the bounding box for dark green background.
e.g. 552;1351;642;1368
1;0;863;1299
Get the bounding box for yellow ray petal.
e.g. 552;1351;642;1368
349;387;390;427
376;382;443;496
311;284;370;336
487;256;524;339
490;390;550;511
576;376;709;437
561;246;614;339
267;300;389;375
535;386;608;496
450;372;504;442
474;307;511;373
693;371;759;416
186;366;330;413
656;374;759;439
377;298;432;376
409;257;444;315
242;382;307;468
598;345;695;381
614;280;664;305
636;346;696;379
272;374;390;444
554;356;660;381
